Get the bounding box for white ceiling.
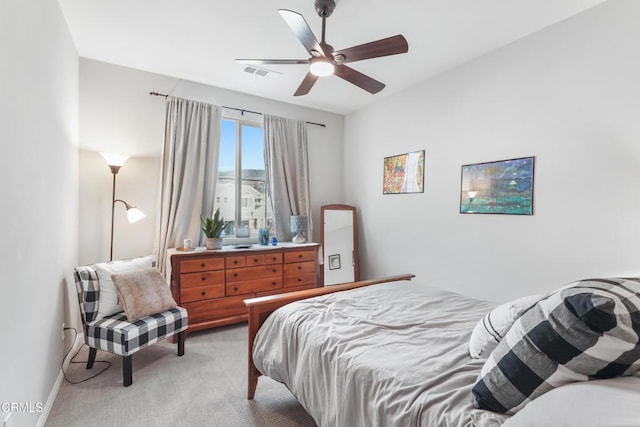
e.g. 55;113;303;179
57;0;606;115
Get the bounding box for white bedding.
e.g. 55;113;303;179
253;280;509;427
502;376;640;427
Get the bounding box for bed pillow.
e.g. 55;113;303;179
501;377;640;427
112;268;176;321
473;277;640;414
469;294;543;359
93;255;154;321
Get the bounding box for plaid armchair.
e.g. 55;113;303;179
74;264;188;386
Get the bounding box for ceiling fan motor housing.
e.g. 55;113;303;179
315;0;336;17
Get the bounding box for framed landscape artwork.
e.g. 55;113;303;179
383;150;425;194
460;156;534;215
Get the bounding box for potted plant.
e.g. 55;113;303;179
200;208;227;250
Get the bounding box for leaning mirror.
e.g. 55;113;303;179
321;204;359;285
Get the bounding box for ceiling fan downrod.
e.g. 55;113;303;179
315;0;334;48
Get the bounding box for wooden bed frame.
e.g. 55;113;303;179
243;273;416;399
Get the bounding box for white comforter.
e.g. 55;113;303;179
253;280;509;427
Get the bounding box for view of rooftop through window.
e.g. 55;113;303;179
216;118;272;239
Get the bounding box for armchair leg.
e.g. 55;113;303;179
177;331;185;356
123;355;132;387
87;347;97;369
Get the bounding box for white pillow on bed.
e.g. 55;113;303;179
469;294;543;359
501;377;640;427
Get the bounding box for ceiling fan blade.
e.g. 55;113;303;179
334;65;385;94
333;35;408;64
294;72;319;96
236;59;309;65
278;9;324;57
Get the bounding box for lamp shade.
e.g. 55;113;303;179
126;207;146;223
290;216;308;233
100;152;129;167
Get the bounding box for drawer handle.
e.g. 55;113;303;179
298;278;302;282
272;257;277;261
201;263;206;267
253;258;259;263
272;269;277;273
201;276;206;281
233;273;238;277
298;266;302;270
298;254;303;258
234;287;238;291
233;260;239;264
272;281;277;286
201;291;206;296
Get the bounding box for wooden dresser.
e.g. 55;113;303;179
169;243;319;335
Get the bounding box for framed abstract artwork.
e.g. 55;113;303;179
460;156;534;215
383;150;425;194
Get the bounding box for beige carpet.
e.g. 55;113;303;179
47;324;316;427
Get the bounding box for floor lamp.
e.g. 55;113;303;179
100;153;146;261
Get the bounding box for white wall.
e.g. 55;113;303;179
344;0;640;302
79;59;344;265
0;1;78;426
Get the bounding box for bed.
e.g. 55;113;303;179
244;275;640;427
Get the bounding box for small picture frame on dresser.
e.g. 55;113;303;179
328;254;341;270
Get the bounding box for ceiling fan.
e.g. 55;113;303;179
236;0;409;96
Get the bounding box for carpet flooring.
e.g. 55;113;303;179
46;324;316;427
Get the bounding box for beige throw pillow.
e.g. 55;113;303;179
111;268;177;321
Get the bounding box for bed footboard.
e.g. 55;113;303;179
243;273;416;399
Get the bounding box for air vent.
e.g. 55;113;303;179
243;66;282;80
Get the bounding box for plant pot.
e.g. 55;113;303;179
206;237;222;250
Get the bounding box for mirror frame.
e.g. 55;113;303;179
320;204;359;285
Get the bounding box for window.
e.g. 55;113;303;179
216;118;272;239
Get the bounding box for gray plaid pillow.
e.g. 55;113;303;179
473;278;640;414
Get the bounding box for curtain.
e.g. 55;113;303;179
263;114;311;242
155;97;221;273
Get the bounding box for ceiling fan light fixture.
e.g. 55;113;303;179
309;58;334;76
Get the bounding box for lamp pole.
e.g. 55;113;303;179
109;164;121;261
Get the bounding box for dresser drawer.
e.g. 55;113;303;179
284;261;316;276
226;256;246;269
226;277;283;296
180;270;225;288
284;249;316;263
226;264;282;282
284;273;317;288
180;258;224;273
180;283;224;303
182;294;251;323
264;252;283;265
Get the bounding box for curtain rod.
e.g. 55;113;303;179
149;91;326;128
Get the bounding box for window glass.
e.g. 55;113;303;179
216;119;237;235
216;119;271;240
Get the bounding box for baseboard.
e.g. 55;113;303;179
37;333;84;427
36;370;63;427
